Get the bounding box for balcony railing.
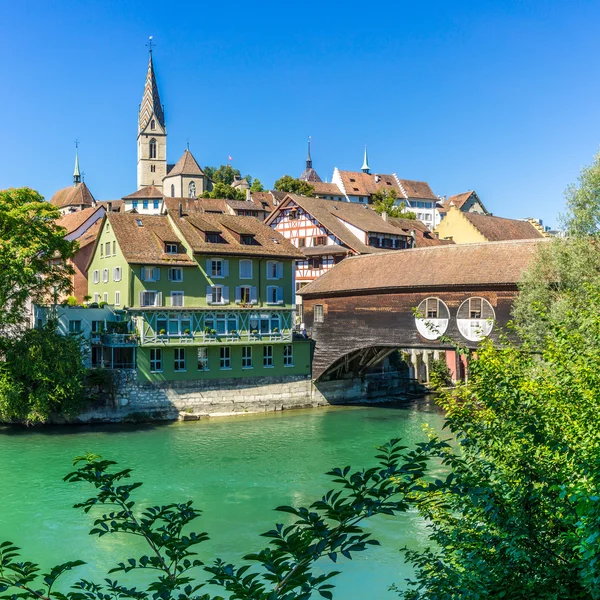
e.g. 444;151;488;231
140;330;293;345
101;333;140;346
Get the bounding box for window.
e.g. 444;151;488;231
171;291;184;307
426;298;439;318
469;297;482;319
93;270;99;284
242;346;252;368
153;199;159;209
313;236;327;247
298;237;306;248
112;241;116;255
267;261;282;280
103;292;108;303
150;119;156;130
267;286;282;304
94;293;100;303
241;234;257;245
239;286;251;303
133;200;139;210
68;320;81;333
166;243;178;254
310;257;322;269
105;242;110;256
210;259;223;277
263;345;273;368
415;297;450;340
168;267;183;281
91;321;102;334
188;181;196;198
100;245;104;258
207;233;223;243
171;184;175;197
102;268;109;283
197;347;209;371
220;347;231;370
115;291;120;306
150;348;162;372
149;138;157;159
210;286;222;304
140;291;161;307
143;200;149;209
113;267;122;282
142;266;159;281
150;165;155;173
456;297;495;341
136;218;143;226
174;348;186;371
239;260;253;279
314;304;324;323
283;345;293;367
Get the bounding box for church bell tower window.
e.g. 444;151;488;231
150;119;156;130
149;138;157;159
171;185;175;197
188;181;196;198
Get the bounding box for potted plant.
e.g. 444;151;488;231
159;328;166;336
273;327;280;334
184;328;190;335
210;329;217;336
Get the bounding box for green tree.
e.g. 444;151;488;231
273;175;315;197
0;440;437;599
371;189;416;219
204;165;254;188
399;287;600;598
250;178;265;193
513;151;600;346
0;321;86;423
202;182;246;201
0;188;76;336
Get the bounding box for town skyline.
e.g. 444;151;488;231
3;1;600;227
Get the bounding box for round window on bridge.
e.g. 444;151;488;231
415;297;450;340
456;297;495;342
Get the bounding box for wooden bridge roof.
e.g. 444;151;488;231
298;238;548;297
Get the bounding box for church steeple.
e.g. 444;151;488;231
361;145;370;174
306;138;313;169
299;136;323;183
137;37;168;189
73;143;81;186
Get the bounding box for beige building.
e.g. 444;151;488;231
435;205;546;244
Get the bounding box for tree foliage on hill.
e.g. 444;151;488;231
202;182;246;201
371;189;416;219
204;165;251;187
0;321;86;423
273;175;315;197
0;188;76;336
0;440;437;600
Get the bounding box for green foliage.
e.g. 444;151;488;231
399;287;600;598
0;188;76;335
427;357;452;390
513;151;600;346
0;322;86;424
371;189;416;219
273;175;315;197
0;440;439;600
250;178;265;193
204;165;246;186
202;182;246;201
65;295;79;307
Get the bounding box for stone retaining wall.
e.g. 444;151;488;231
72;372;368;423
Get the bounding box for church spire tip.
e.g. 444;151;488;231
306;136;312;169
73;141;81;186
361;145;370;174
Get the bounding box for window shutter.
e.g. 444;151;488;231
154;267;160;281
235;286;241;302
250;286;257;304
139;291;144;306
277;286;284;303
222;286;229;304
223;260;229;277
277;262;283;279
206;285;213;303
157;292;163;307
206;259;212;275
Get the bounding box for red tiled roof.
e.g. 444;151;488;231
122;185;164;200
49;182;95;208
56;206;103;235
463;212;544;242
388;217;454;247
166;150;204;177
299;239;548;297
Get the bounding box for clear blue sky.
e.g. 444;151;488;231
1;0;599;227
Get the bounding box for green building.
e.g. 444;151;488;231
87;209;312;382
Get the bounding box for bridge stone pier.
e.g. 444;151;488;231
298;240;544;386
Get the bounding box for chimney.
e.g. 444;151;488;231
381;211;388;222
246;188;251;200
107;202;112;212
178;203;183;218
410;230;416;248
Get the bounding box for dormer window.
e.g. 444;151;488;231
165;243;178;254
207;233;223;243
188;181;197;198
136;219;143;227
150;119;156;130
349;178;356;182
149;138;157;159
240;234;257;245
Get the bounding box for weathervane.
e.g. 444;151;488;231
74;139;79;149
146;36;155;54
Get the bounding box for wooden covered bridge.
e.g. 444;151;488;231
298;239;545;383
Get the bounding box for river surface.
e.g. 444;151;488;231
0;400;446;599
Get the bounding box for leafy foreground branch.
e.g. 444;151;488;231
0;440;440;600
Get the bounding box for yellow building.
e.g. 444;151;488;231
435;205;546;245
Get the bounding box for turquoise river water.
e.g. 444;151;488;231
0;400;446;599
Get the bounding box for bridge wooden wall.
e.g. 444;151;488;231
302;285;519;380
